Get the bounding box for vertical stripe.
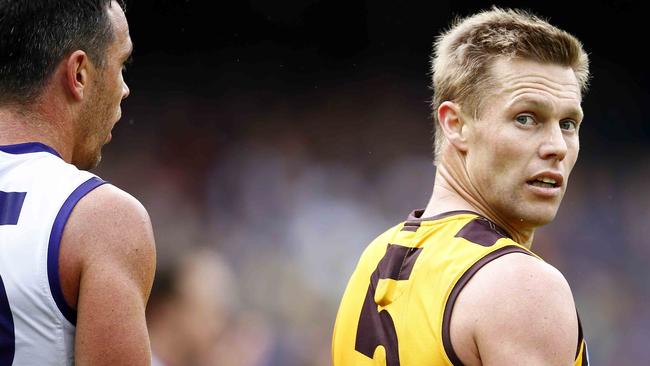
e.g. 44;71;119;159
442;245;532;366
355;244;423;365
576;313;584;358
47;177;106;325
0;276;15;365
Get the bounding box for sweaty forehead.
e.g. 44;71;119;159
491;58;582;103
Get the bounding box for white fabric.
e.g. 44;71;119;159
0;147;98;365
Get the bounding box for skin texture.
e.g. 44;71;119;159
60;184;155;365
450;253;578;366
423;58;583;365
70;2;132;169
60;4;154;364
0;2;154;365
424;58;582;246
0;2;131;168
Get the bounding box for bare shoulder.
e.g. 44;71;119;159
451;252;578;366
61;183;156;364
60;183;156;306
65;183;155;256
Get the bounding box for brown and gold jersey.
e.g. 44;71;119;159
332;210;588;366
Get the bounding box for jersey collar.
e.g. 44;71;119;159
0;142;62;159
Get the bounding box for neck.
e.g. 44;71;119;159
423;153;534;248
0;103;74;163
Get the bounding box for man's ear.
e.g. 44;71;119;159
64;50;90;101
437;101;469;153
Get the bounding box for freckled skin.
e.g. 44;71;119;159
57;3;156;365
72;2;131;170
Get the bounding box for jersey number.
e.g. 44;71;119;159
0;190;24;364
355;244;422;366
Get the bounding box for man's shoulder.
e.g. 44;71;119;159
466;252;573;307
61;183;155;266
453;251;575;325
69;183;152;238
451;252;579;365
73;183;149;221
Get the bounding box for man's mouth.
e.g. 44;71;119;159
527;177;559;189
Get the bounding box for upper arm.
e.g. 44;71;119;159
451;253;578;366
60;184;156;366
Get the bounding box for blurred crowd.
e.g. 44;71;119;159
96;78;649;365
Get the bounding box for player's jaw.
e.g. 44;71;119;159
511;168;570;226
105;110;121;143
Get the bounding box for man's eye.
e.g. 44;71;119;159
560;120;577;131
515;115;535;125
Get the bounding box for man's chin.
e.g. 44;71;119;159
104;127;115;144
514;208;558;229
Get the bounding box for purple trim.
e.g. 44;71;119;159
0;276;15;365
47;177;107;325
0;142;62;159
0;191;27;226
442;246;532;366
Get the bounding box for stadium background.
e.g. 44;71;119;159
101;0;648;364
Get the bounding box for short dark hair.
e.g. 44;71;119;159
0;0;126;105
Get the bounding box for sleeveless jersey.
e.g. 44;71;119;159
0;142;107;365
332;210;589;366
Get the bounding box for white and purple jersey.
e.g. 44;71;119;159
0;142;106;365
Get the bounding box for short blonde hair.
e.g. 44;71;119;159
431;7;590;161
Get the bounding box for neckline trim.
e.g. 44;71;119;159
406;209;512;239
406;209;480;222
0;142;62;159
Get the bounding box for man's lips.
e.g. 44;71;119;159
525;171;564;198
526;171;564;188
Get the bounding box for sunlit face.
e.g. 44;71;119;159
464;57;583;229
74;1;131;169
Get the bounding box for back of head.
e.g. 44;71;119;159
430;7;590;161
147;249;235;363
0;0;124;106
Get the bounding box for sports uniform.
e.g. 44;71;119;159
332;210;589;366
0;142;107;365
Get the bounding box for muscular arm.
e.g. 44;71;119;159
59;184;156;365
451;253;579;366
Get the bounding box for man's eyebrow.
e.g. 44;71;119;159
123;46;134;65
508;97;583;120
